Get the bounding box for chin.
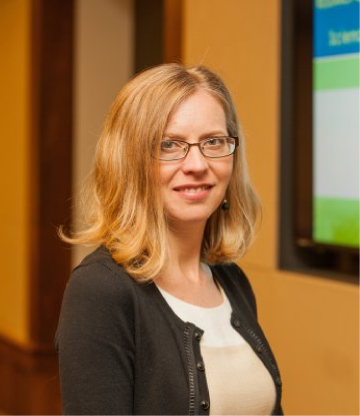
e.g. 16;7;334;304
165;208;213;226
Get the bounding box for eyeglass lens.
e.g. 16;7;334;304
160;137;236;161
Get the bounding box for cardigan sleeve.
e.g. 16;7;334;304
55;262;135;415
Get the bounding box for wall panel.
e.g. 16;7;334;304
0;0;31;344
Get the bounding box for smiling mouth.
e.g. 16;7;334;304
173;185;213;194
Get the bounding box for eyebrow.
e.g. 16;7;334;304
162;131;228;140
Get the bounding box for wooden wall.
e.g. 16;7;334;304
0;0;73;413
0;0;134;413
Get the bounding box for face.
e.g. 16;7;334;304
160;89;234;228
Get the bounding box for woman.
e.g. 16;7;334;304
56;63;283;415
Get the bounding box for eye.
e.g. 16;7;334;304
161;140;184;152
204;137;225;147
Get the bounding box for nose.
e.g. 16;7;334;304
181;145;208;174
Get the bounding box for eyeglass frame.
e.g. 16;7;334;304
158;136;239;161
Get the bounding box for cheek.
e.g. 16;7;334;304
159;165;169;185
159;164;176;187
218;159;234;185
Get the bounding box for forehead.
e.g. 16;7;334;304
164;89;227;136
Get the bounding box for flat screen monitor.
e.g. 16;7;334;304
280;0;359;279
313;0;359;249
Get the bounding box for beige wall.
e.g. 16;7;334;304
0;0;31;344
183;0;359;414
73;0;134;265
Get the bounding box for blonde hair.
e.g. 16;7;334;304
61;63;261;281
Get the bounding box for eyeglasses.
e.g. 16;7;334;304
159;136;239;161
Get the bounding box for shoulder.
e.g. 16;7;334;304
211;262;253;293
69;245;136;299
211;262;258;317
56;246;137;348
59;246;138;330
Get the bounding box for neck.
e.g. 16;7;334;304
161;220;207;284
157;220;222;307
169;220;205;258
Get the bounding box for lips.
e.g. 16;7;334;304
173;184;213;193
172;184;214;200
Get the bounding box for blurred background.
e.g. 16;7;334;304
0;0;359;414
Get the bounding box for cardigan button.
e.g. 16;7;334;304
275;376;282;386
233;318;241;328
194;331;202;341
255;344;262;353
196;361;205;371
200;400;210;410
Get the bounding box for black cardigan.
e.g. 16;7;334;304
56;246;283;415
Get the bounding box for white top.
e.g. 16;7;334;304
157;284;276;415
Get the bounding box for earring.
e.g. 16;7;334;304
221;199;230;211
